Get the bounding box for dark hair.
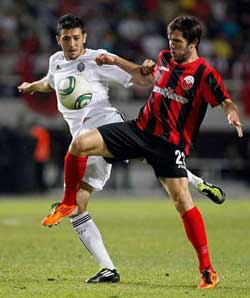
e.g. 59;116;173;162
167;16;203;49
57;14;86;35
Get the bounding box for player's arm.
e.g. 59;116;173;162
221;98;243;137
18;77;54;95
95;53;154;86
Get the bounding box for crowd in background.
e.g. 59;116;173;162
0;0;250;113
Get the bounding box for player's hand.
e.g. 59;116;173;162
95;54;116;66
17;82;35;95
140;59;156;75
228;111;243;137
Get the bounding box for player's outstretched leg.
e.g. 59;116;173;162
42;151;88;226
187;169;226;204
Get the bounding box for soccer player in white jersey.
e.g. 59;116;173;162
18;14;225;283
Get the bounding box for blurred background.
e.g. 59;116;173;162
0;0;249;196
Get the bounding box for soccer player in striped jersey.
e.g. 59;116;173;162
19;15;231;285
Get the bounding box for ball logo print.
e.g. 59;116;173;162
58;75;92;110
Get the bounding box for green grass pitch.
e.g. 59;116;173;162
0;197;249;298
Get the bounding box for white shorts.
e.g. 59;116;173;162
73;110;124;191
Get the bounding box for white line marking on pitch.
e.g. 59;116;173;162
1;218;20;225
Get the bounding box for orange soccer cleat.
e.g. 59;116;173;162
198;269;219;289
42;202;77;226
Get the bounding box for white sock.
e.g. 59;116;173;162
71;212;115;270
187;169;203;188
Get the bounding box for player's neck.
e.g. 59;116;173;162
81;48;86;56
181;51;199;65
75;48;86;59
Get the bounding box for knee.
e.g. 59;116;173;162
71;135;87;154
170;189;193;213
170;189;187;205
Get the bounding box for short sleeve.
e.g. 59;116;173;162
203;68;231;107
45;55;56;89
96;51;133;87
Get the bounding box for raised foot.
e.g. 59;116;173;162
42;202;77;226
198;181;226;204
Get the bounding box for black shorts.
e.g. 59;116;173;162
98;120;187;178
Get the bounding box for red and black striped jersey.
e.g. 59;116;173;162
136;50;230;155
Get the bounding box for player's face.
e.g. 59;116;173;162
57;28;86;60
168;30;194;63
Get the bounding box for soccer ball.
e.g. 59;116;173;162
58;75;92;110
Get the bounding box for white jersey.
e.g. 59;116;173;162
46;48;132;136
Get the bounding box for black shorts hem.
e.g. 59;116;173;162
98;121;188;179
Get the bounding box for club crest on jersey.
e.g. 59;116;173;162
77;61;85;72
181;75;194;90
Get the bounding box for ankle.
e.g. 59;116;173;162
61;188;77;205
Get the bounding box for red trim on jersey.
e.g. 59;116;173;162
202;68;230;107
